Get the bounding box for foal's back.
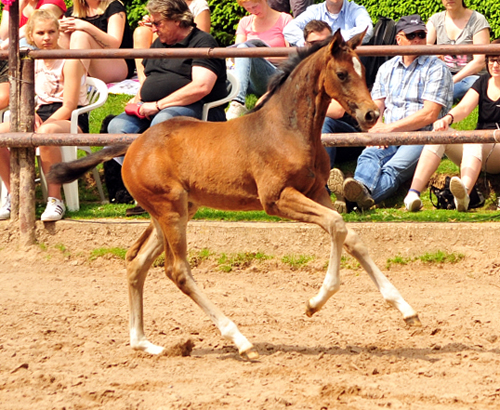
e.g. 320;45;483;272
122;112;324;213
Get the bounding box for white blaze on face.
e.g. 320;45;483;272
352;56;363;78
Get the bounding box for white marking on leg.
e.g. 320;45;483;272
344;229;418;320
307;214;346;313
353;56;363;78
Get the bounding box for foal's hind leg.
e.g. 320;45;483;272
343;229;421;325
154;198;257;360
127;220;166;354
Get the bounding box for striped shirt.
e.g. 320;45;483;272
371;55;453;131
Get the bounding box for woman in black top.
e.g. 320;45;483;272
405;39;500;212
60;0;134;82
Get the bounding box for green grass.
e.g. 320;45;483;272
281;254;315;270
386;250;465;269
217;251;273;272
89;247;127;261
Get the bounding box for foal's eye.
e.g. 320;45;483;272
336;71;348;82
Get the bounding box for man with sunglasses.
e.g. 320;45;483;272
337;14;453;210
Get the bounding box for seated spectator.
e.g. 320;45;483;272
0;0;67;111
283;0;373;47
336;15;453;210
133;0;211;84
225;0;292;120
59;0;134;83
427;0;490;101
405;40;500;212
267;0;312;17
107;0;227;135
0;10;88;221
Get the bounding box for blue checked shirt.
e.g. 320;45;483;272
283;0;373;47
371;55;453;131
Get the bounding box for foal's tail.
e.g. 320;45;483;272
47;144;130;185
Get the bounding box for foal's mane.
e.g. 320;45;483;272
250;36;332;113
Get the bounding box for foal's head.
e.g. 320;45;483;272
320;29;379;131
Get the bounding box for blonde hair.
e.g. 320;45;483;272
25;9;60;47
71;0;115;18
237;0;266;6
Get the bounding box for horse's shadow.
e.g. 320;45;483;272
192;341;500;363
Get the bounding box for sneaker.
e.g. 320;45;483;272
343;178;374;210
404;191;422;212
0;194;11;220
41;197;66;221
225;101;248;120
327;168;347;213
449;176;470;212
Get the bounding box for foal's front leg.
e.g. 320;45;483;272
343;229;421;325
264;187;347;316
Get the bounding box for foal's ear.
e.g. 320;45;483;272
346;28;367;50
328;29;346;55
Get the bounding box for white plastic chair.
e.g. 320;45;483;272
60;77;108;211
0;78;109;211
201;71;240;121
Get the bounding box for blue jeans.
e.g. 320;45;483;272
108;101;225;135
322;116;361;169
233;43;278;104
453;75;479;101
354;145;424;203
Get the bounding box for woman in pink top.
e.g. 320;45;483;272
226;0;292;120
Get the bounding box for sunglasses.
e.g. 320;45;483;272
487;56;500;64
404;31;426;40
150;18;167;28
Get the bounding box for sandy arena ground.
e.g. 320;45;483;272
1;220;500;409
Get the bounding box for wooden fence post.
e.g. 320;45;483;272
8;0;36;245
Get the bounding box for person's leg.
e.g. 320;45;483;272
0;147;10;192
67;30;128;83
151;102;204;126
408;145;445;194
355;145;424;203
248;57;278;98
133;26;155;84
322;117;359;169
0;82;9;111
289;0;313;16
453;75;480;101
481;143;500;175
266;0;290;13
404;145;445;211
108;112;151;134
232;43;254;105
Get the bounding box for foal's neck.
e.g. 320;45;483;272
271;50;331;141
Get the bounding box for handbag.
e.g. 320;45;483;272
430;176;485;210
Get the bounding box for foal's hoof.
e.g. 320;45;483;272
240;347;259;361
305;301;318;318
404;314;422;327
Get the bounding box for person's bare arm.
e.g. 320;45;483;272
369;100;443;133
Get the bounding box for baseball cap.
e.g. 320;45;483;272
396;14;427;34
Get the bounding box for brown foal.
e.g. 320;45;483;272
49;30;421;360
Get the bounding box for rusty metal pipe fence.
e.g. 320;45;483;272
3;7;500;244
